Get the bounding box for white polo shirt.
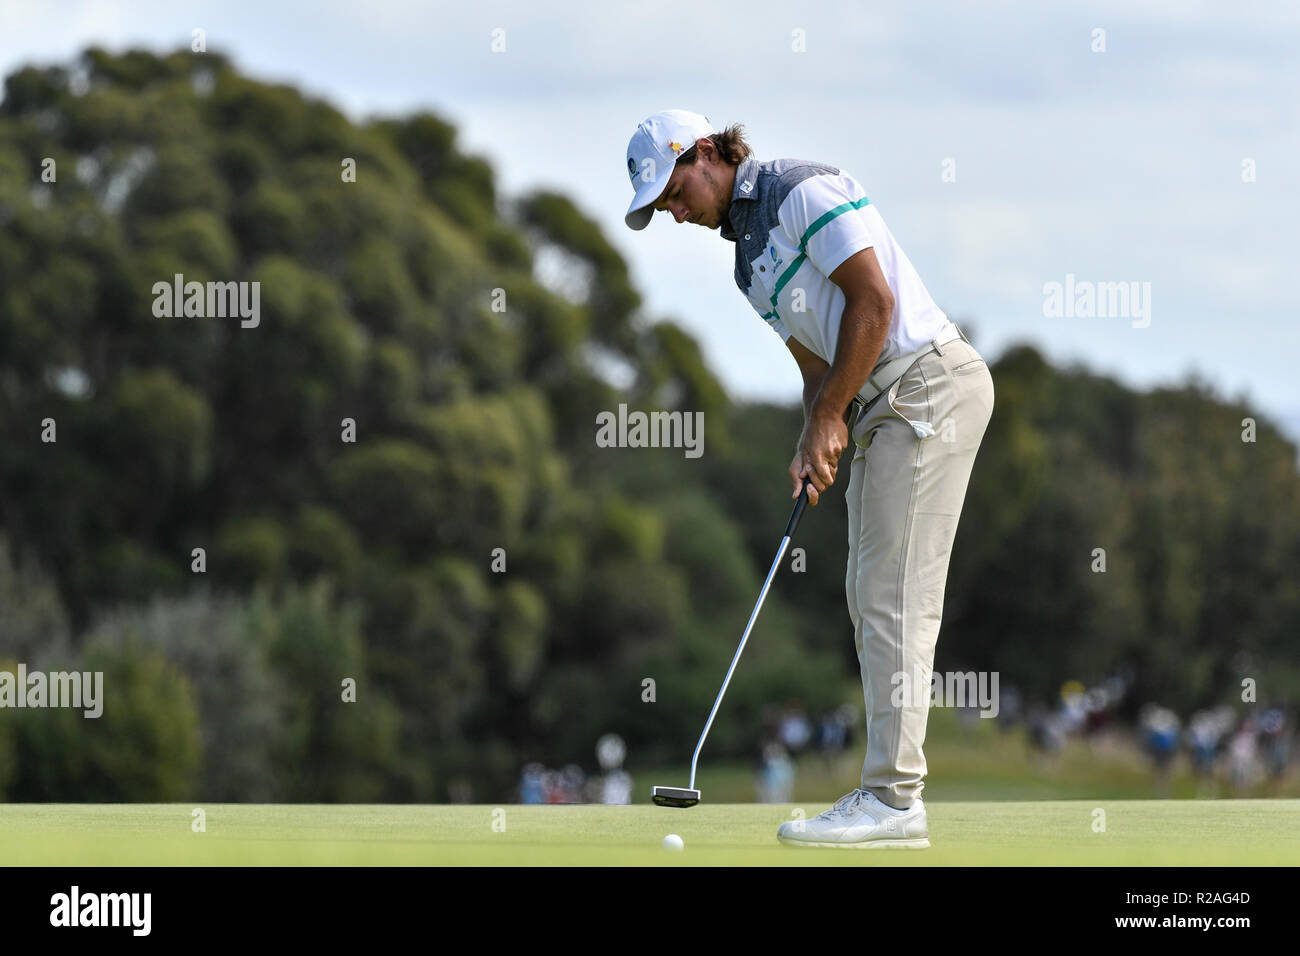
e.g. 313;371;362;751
721;155;952;396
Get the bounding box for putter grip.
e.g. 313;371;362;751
784;479;814;539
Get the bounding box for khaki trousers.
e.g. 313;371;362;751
845;331;994;810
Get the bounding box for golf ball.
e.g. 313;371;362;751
662;833;685;851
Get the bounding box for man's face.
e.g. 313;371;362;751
651;140;731;229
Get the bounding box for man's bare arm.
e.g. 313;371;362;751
786;335;826;419
808;247;895;426
785;335;852;504
786;336;852;426
786;248;895;504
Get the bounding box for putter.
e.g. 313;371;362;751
652;477;815;808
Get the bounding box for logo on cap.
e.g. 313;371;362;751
668;140;684;156
627;156;636;179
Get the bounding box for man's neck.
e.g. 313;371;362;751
723;161;739;203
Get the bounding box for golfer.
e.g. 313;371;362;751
624;110;994;848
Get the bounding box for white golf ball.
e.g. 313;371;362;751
662;833;685;851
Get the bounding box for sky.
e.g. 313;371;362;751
3;1;1298;443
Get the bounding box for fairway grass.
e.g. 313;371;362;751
1;800;1297;866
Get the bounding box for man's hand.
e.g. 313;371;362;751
782;247;894;506
790;410;848;505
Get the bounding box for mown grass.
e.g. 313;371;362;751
1;799;1296;865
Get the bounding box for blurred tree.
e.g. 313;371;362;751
81;589;280;801
6;641;201;801
247;581;402;801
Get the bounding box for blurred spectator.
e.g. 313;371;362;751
818;710;847;752
1027;704;1064;761
1186;710;1225;797
1104;674;1129;708
596;733;626;771
519;762;545;804
817;707;851;770
1228;718;1263;792
756;741;795;803
1082;687;1112;736
578;770;632;805
996;685;1023;734
1259;707;1290;788
1139;704;1181;793
543;769;564;803
560;764;586;803
1058;681;1088;735
601;769;633;805
778;704;812;754
595;733;632;805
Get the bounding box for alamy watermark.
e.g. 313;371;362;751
595;404;704;459
50;886;150;936
0;664;103;718
890;667;1000;717
1042;273;1150;328
152;273;260;328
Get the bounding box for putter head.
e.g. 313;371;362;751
652;786;701;808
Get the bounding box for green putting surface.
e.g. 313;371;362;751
1;800;1297;865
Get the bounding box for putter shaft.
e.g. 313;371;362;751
688;533;793;790
686;479;813;791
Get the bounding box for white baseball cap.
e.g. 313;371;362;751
624;109;716;231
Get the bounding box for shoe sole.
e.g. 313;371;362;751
777;836;931;849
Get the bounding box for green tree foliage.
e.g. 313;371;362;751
5;641;201;801
946;350;1300;713
80;589;280;800
247;581;402;802
0;531;74;665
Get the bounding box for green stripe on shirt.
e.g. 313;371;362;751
767;195;872;310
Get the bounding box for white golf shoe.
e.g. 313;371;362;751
777;789;930;849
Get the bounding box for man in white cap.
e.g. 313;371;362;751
625;110;995;848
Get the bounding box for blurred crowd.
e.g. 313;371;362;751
509;683;1293;804
753;702;857;803
1018;676;1127;751
1016;675;1292;795
753;680;1295;801
1138;703;1290;795
515;734;634;805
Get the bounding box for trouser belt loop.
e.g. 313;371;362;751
932;320;967;357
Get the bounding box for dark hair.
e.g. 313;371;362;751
675;123;752;167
